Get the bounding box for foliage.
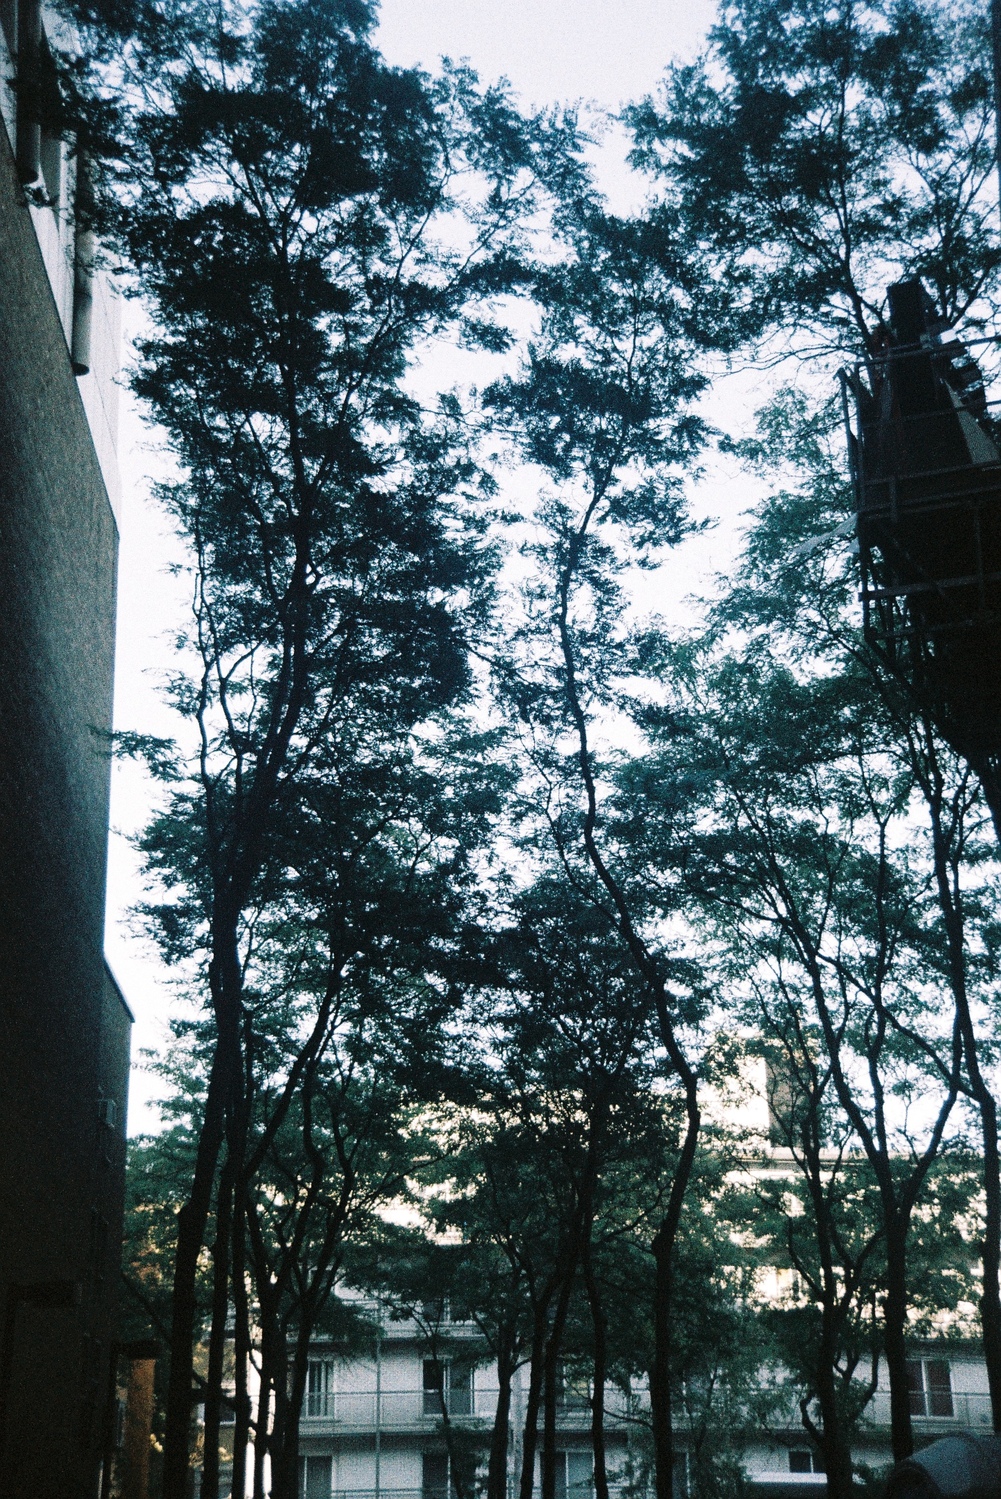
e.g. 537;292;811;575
626;0;1001;353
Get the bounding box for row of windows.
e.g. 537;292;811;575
308;1357;587;1417
300;1448;832;1499
299;1451;596;1499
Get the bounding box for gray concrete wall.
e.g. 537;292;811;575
0;99;125;1497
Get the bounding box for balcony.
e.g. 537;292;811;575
862;1391;993;1430
301;1389;642;1430
303;1390;500;1427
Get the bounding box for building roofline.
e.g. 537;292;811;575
104;958;135;1022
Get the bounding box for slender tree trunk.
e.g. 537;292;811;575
810;1302;854;1499
582;1250;609;1499
650;1223;675;1499
519;1306;551;1499
202;1159;234;1499
649;1030;700;1499
792;1091;858;1499
882;1221;913;1462
542;1266;576;1499
162;1034;232;1499
489;1330;517;1499
929;770;1001;1431
252;1371;270;1499
978;1093;1001;1433
272;1322;312;1499
231;1180;251;1499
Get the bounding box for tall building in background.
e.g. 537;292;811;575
0;3;131;1495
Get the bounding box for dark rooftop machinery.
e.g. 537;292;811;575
843;279;1001;768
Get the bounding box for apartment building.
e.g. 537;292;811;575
0;3;130;1495
289;1307;997;1499
297;1309;629;1499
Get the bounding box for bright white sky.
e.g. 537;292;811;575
106;0;761;1133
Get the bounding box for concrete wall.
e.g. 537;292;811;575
0;42;126;1496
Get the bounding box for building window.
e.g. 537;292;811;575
788;1451;825;1474
298;1455;332;1499
423;1452;450;1499
423;1360;473;1417
424;1360;444;1415
558;1452;594;1499
907;1359;954;1418
449;1362;473;1417
306;1360;332;1418
421;1298;451;1324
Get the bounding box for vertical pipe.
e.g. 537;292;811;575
15;0;40;185
374;1308;382;1499
71;152;96;376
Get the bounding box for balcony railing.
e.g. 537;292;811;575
302;1389;642;1428
862;1391;993;1429
328;1486;632;1499
303;1390;500;1425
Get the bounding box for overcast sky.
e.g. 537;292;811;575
105;0;742;1133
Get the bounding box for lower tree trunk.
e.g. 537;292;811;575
541;1268;576;1499
272;1325;311;1499
202;1159;234;1499
252;1372;271;1499
929;768;1001;1430
811;1326;854;1499
882;1227;913;1462
583;1255;609;1499
978;1090;1001;1431
162;1042;231;1499
650;1225;676;1499
519;1309;550;1499
488;1333;516;1499
649;1032;700;1499
230;1181;251;1499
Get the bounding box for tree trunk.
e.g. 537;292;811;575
541;1267;576;1499
650;1223;676;1499
519;1307;550;1499
230;1180;251;1499
882;1222;913;1462
202;1159;234;1499
583;1253;609;1499
162;1037;232;1499
252;1371;270;1499
979;1091;1001;1432
272;1322;312;1499
810;1303;854;1499
488;1330;516;1499
649;1034;700;1499
929;767;1001;1431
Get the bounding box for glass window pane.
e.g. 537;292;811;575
424;1360;444;1415
568;1452;593;1496
789;1452;812;1473
423;1452;449;1499
449;1364;473;1417
306;1457;332;1499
